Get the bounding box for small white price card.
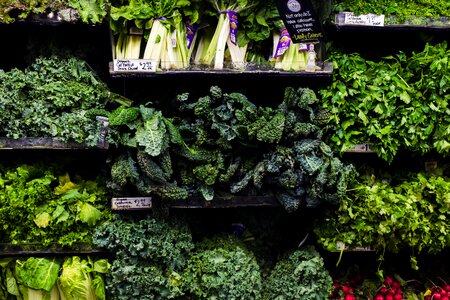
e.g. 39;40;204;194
111;197;153;210
113;59;156;72
342;12;385;26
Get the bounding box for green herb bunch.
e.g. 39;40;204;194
314;170;450;270
320;41;450;163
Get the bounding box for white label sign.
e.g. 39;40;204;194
342;12;385;26
336;241;372;251
113;59;156;72
111;197;152;210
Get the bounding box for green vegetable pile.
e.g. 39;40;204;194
320;41;450;163
333;0;450;25
92;214;194;300
0;256;109;300
263;245;333;300
106;86;356;212
0;0;108;24
183;236;263;300
0;163;111;247
0;55;126;147
314;170;450;270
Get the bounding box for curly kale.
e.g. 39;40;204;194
183;236;262;300
263;245;333;300
93;214;193;299
0;55;125;146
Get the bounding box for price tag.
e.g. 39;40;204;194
336;241;373;252
111;197;152;210
113;59;156;72
341;12;385;26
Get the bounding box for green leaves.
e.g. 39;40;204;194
314;170;450;269
263;245;333;300
0;164;111;247
321;42;450;162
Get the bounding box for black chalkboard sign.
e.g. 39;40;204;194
275;0;325;43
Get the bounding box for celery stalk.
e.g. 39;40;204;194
199;13;226;66
213;14;230;69
226;37;247;69
194;28;213;65
143;20;169;68
125;35;142;59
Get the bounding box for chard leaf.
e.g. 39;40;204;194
15;258;60;292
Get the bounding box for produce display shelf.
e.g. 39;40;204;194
167;196;281;209
108;61;333;78
111;196;281;210
0;244;108;257
344;143;376;153
0;137;109;150
333;12;450;31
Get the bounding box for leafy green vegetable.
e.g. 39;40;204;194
92;214;194;299
263;245;333;300
320;42;450;162
333;0;450;25
108;86;355;211
0;163;111;247
314;170;450;270
0;0;108;24
58;256;109;300
0;55;126;146
183;235;263;299
15;258;60;292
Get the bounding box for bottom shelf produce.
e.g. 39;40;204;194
0;255;109;300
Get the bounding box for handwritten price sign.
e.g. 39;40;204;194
113;59;156;72
111;197;153;210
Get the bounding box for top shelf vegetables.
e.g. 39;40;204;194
110;0;325;72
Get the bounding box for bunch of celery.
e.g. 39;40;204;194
196;0;257;69
226;0;279;69
110;1;156;59
142;0;193;70
271;21;310;71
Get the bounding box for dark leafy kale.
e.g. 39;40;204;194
108;86;355;211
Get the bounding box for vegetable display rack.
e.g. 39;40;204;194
108;60;333;78
0;243;108;257
0;116;109;150
111;196;281;211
